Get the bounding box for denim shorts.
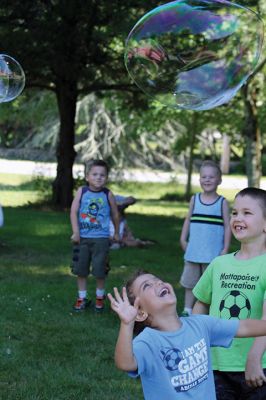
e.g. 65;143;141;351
71;237;109;279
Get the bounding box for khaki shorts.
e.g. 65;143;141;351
180;261;208;289
71;237;109;279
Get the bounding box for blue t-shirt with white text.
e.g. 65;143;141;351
129;315;238;399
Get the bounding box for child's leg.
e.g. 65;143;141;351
96;277;105;290
180;261;201;316
77;276;88;298
71;239;91;311
184;288;196;313
96;277;106;299
91;238;109;312
72;275;91;311
95;277;106;312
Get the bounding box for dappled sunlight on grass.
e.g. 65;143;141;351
0;172;33;186
0;173;52;206
0;260;68;276
110;181;185;200
14;263;70;276
32;227;70;237
132;200;187;217
1;190;39;206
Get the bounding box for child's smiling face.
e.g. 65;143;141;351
131;273;177;317
199;166;221;193
230;195;266;243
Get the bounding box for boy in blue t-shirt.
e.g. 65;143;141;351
108;270;266;400
70;159;119;312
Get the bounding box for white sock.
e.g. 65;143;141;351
96;288;105;298
184;307;192;315
78;290;87;299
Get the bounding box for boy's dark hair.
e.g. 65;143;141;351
235;187;266;218
85;159;109;176
200;160;222;178
125;269;149;335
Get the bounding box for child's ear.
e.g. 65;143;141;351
135;308;148;322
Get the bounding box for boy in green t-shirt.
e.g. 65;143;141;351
193;187;266;399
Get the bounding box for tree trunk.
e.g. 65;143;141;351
241;84;262;188
52;81;78;209
220;134;230;174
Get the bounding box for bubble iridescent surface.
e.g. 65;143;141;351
124;0;264;111
0;54;25;103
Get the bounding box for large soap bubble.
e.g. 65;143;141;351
125;0;264;111
0;54;25;103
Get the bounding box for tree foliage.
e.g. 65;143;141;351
0;0;162;208
0;0;265;205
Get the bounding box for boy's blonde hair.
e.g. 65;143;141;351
200;160;222;178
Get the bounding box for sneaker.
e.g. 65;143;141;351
73;298;91;311
94;296;105;312
180;310;190;317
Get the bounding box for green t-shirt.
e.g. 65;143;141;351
193;252;266;371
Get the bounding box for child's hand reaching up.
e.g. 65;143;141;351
108;287;140;325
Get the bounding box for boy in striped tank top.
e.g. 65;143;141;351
179;160;231;317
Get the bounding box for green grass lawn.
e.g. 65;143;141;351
0;174;239;399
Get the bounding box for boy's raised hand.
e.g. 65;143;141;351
108;287;139;325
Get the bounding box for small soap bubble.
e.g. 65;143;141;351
125;0;264;111
0;54;25;103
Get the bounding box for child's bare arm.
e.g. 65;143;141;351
108;191;120;241
108;287;139;371
220;199;231;255
237;319;266;338
70;187;82;243
244;301;266;388
180;196;194;251
192;300;210;315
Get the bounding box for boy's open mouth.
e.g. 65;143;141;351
159;287;170;297
235;225;245;231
